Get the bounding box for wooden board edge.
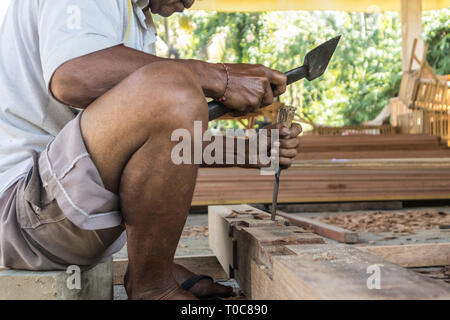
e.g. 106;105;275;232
357;243;450;267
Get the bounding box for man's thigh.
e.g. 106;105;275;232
12;113;125;270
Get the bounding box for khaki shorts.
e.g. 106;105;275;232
0;113;126;270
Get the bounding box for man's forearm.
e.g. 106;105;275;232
201;135;258;169
51;45;224;108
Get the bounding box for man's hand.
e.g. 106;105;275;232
260;123;303;170
187;61;287;114
218;64;287;113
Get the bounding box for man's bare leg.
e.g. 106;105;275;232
80;61;208;299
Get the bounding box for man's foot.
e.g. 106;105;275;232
124;269;198;300
131;285;199;300
173;263;234;299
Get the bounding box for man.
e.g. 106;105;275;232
0;0;302;300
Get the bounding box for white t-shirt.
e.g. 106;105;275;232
0;0;156;195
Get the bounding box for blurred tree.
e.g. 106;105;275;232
423;8;450;75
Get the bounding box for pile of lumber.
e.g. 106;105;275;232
192;134;450;205
296;134;450;160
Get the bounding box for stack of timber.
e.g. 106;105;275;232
296;134;450;160
192;134;450;205
208;205;450;299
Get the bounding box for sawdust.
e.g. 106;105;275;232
279;237;299;243
318;209;450;234
313;252;337;261
181;225;209;239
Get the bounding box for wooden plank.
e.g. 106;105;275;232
358;243;450;268
193;159;450;205
260;244;450;300
297;150;450;160
277;211;359;244
266;201;403;213
113;255;229;286
209;205;450;300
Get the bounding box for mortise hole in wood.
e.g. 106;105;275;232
265;245;296;256
237;221;250;227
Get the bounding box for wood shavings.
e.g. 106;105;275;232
313;252;337;261
279;237;298;243
319;210;450;234
181;225;209;239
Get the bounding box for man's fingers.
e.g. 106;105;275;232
280;137;300;149
278;123;302;139
264;68;287;97
279;148;297;158
289;123;303;137
279;126;292;138
279;157;294;169
262;81;274;107
182;0;195;8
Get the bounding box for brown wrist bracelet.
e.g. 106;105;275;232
217;63;230;103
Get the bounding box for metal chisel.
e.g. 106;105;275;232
207;35;341;122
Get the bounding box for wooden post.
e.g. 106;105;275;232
401;0;424;72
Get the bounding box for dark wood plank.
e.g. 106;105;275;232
277;211;359;243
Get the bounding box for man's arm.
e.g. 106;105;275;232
51;45;224;108
51;45;287;111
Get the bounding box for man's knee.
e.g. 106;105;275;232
130;61;208;129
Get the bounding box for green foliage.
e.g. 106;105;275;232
423;8;450;75
155;9;449;126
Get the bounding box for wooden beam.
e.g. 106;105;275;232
209;205;450;299
266;201;403;213
277;211;359;244
401;0;424;71
358;243;450;267
191;0;450;12
208;205;325;279
193;158;450;206
113;255;229;286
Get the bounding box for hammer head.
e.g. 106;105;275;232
304;35;341;81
